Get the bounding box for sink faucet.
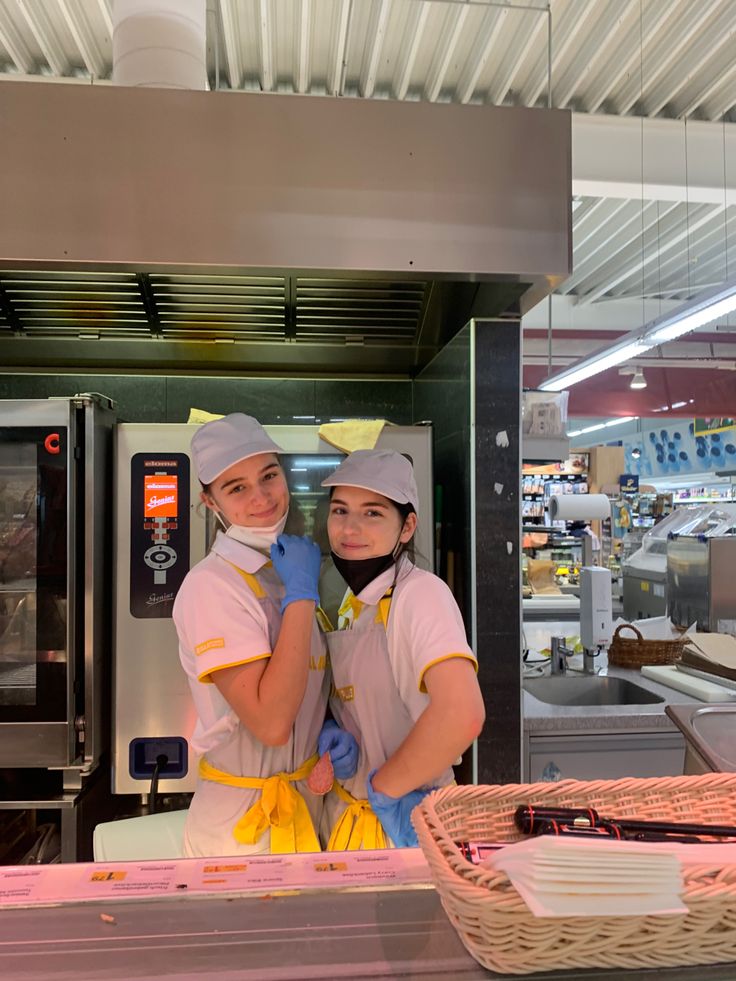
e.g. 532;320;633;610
550;636;574;675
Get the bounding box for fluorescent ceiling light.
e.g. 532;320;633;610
540;278;736;391
567;416;637;437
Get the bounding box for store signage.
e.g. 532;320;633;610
693;418;736;436
619;474;639;493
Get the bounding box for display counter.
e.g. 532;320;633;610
3;883;736;980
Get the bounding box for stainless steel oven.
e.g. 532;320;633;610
0;396;114;772
112;423;433;795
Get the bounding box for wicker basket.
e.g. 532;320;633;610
413;774;736;976
608;622;685;668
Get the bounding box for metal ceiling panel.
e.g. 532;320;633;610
1;0;734;377
2;1;734;120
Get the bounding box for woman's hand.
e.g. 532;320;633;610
366;770;429;847
270;534;321;610
317;720;359;779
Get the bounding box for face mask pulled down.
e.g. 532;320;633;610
220;511;288;553
331;528;407;597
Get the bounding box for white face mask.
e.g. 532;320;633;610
222;511;288;552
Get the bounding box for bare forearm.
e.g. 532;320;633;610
213;599;315;745
256;600;314;725
371;701;481;798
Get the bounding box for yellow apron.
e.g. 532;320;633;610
199;755;321;854
326;780;387;851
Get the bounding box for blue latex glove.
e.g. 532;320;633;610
317;720;359;780
366;769;429;848
270;534;321;611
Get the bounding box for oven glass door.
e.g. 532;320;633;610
0;427;68;722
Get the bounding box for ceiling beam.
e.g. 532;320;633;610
563;202;681;296
572;113;736;206
359;0;391;99
614;0;719;115
0;2;34;73
328;0;351;97
582;0;675;114
57;0;106;78
677;49;736;120
294;0;312;94
96;0;113;38
423;1;469;103
16;0;69;76
643;4;736;118
257;0;273;92
522;0;596;108
522;293;681;333
454;4;507;105
554;0;637;110
485;6;546;106
392;0;429;100
577;204;725;305
218;0;242;89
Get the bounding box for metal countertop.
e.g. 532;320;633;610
1;887;736;981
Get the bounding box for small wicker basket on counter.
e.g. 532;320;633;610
607;622;685;668
412;774;736;976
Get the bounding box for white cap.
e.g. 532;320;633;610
191;413;283;484
321;449;419;512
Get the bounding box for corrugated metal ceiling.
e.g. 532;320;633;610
1;0;735;371
1;1;734;118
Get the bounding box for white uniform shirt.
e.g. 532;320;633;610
338;558;477;709
328;557;477;800
173;532;328;856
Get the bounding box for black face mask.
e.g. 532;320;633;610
330;550;396;596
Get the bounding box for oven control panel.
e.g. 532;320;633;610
130;453;190;619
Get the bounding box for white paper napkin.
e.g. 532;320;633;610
483;836;687;918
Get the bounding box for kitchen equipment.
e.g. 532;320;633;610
0;396;114;770
112;422;434;795
668;531;736;632
623;505;736;621
641;665;736;702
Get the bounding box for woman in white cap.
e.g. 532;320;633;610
320;449;485;849
173;413;357;857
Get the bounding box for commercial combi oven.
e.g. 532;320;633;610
0;396;114;774
112;423;433;796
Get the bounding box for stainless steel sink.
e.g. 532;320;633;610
666;704;736;772
524;676;665;706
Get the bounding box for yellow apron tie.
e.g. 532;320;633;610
199;755;321;854
326;781;387;851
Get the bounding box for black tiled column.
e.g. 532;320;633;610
473;319;522;784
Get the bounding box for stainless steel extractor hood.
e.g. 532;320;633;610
0;83;571;375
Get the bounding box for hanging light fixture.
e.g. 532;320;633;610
539;278;736;391
629;368;647;389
